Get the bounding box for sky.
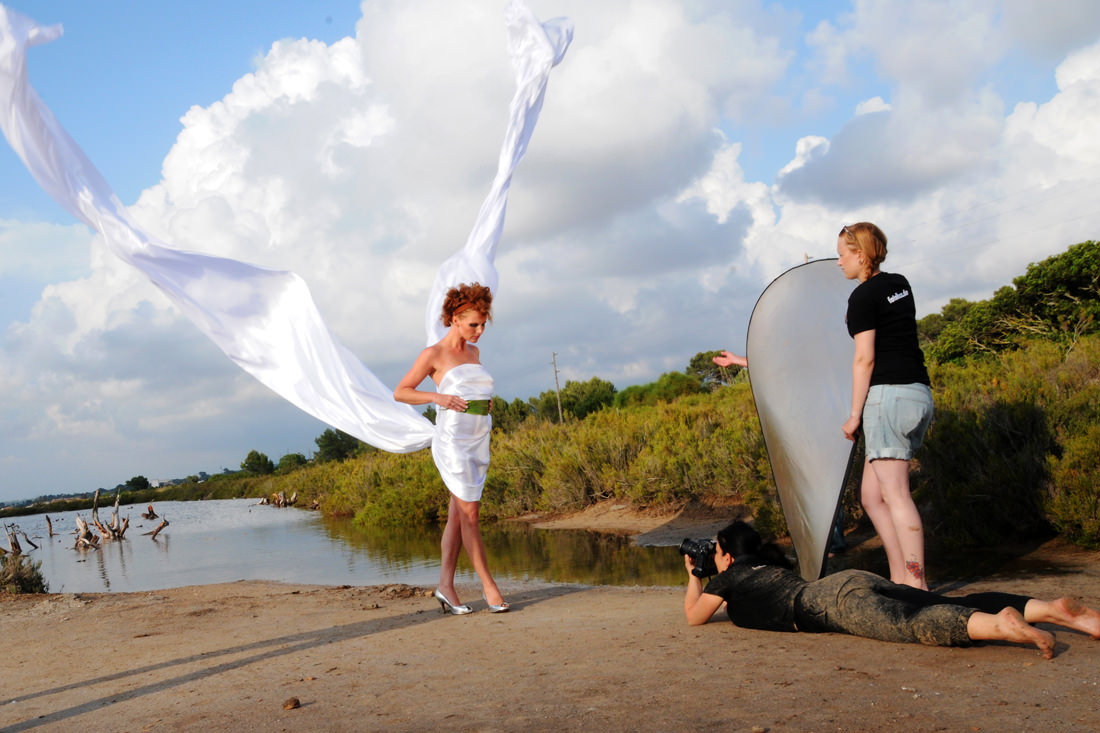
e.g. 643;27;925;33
2;0;1100;503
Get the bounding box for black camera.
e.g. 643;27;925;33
679;537;718;578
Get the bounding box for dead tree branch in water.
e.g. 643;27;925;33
3;523;21;555
91;488;129;541
74;515;100;550
265;491;298;508
18;530;38;551
144;517;169;540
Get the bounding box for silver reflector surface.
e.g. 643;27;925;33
746;259;857;580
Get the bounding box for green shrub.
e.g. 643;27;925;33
1047;423;1100;548
915;334;1100;547
1;554;49;594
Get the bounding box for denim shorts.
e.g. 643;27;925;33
862;383;933;461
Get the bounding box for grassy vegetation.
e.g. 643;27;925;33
1;554;49;594
0;472;262;520
233;333;1098;550
4;240;1098;553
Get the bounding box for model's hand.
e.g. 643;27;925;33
842;415;861;441
437;393;468;412
713;350;747;368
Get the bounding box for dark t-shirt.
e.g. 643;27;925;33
846;272;930;387
702;557;807;632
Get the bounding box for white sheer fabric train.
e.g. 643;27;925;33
0;3;572;458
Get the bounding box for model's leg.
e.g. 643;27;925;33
453;496;505;607
869;457;927;589
437;495;464;605
859;458;906;584
1025;598;1100;639
967;608;1055;659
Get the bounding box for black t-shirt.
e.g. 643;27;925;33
702;557;807;632
846;272;930;387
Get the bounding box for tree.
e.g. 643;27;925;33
314;428;364;463
530;377;616;422
613;371;704;408
920;241;1100;364
562;377;616;419
491;396;533;432
124;475;151;492
276;453;308;474
241;450;275;475
687;350;739;390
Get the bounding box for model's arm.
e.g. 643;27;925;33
684;556;725;626
394;348;445;407
842;329;875;441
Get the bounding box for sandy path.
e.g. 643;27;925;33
3;534;1100;731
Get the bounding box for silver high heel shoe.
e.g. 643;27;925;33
433;588;472;615
484;596;510;613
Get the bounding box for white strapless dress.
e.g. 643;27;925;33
432;363;494;502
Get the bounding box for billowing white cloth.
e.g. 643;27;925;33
424;3;573;346
0;3;572;459
432;363;494;501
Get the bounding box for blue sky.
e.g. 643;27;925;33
2;0;1100;502
1;1;363;216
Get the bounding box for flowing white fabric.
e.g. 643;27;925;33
0;3;572;456
745;260;858;580
432;363;494;501
424;2;573;345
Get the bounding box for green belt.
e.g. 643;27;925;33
463;399;491;415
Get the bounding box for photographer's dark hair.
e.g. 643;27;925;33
716;521;793;569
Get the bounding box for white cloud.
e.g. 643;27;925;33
3;0;1100;501
855;96;890;115
0;218;93;298
1001;0;1100;61
848;0;1005;106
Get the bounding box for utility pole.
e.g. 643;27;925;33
551;352;564;422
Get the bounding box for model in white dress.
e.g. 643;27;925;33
394;289;509;614
432;363;494;502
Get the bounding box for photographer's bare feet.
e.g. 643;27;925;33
996;608;1055;659
1050;597;1100;639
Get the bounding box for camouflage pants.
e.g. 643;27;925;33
794;570;1029;647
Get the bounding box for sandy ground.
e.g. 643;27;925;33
3;507;1100;732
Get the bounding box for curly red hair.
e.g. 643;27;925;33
441;282;493;326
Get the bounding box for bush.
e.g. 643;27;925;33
922;240;1099;363
914;334;1100;547
1;554;49;594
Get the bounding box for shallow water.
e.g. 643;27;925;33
6;499;686;593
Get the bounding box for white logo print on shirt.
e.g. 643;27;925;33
887;289;910;304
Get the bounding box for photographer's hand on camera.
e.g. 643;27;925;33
682;537;729;626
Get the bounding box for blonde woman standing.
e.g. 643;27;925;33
837;223;933;590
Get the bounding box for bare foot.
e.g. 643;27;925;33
997;608;1055;659
1051;597;1100;639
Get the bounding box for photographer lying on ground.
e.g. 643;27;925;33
683;521;1100;659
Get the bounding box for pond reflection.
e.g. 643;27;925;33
14;499;686;593
322;516;687;587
